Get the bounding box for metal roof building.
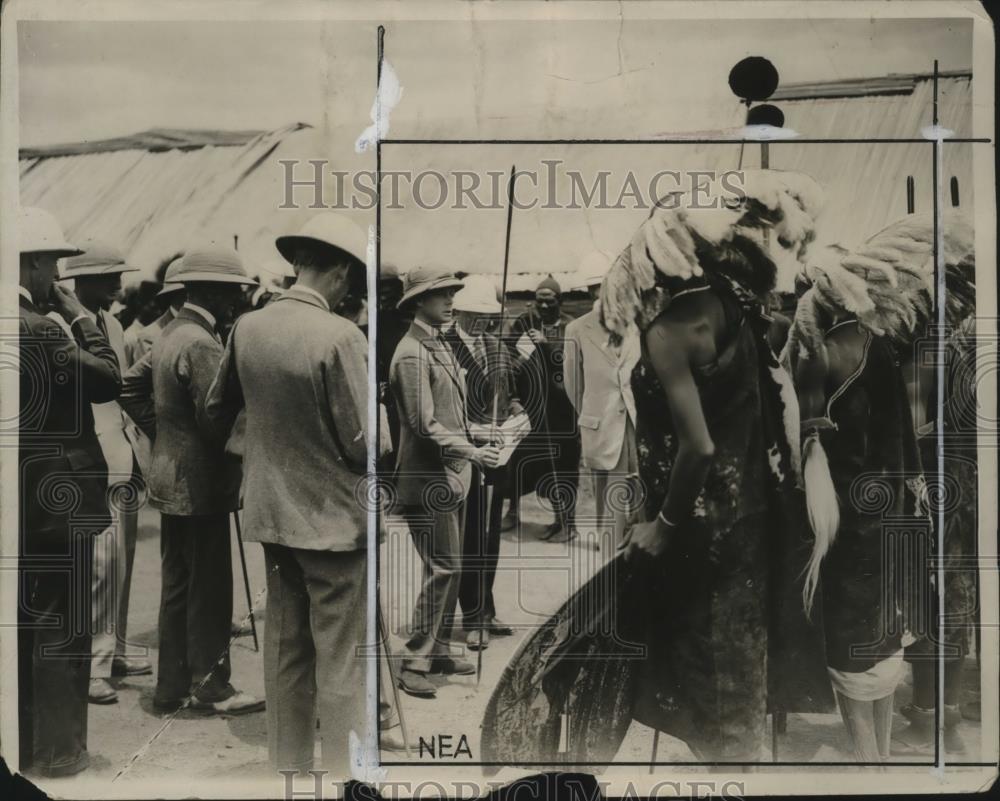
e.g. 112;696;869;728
18;71;972;287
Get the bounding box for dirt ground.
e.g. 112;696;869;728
21;483;985;797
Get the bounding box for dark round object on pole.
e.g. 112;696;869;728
746;104;785;128
728;56;780;101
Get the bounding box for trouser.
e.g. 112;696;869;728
18;535;94;776
590;418;638;543
91;487;140;676
155;512;235;704
458;465;505;629
547;432;580;528
402;501;465;673
262;544;367;776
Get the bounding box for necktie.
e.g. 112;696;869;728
96;312;109;340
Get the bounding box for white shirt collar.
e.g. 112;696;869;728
183;302;217;329
290;283;330;311
18;286;33;303
413;317;438;337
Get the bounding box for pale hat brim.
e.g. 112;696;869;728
57;264;140;280
397;275;465;309
30;245;84;258
157;281;185;296
275;235;366;268
176;272;258;286
454;299;502;314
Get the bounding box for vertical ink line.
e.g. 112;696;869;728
369;22;386;772
931;56;946;773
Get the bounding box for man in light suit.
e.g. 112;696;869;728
564;253;639;544
390;266;501;698
17;208;120;776
205;214;370;775
57;243;153;705
146;247;263;715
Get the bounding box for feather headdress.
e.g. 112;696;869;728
785;211;975;376
786;211;975;616
600;169;825;341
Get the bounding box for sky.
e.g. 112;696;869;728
15;13;977;281
18;16;974;146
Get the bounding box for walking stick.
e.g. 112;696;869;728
232;510;259;651
649;729;659;774
377;601;412;757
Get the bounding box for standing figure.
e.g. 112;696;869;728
505;275;580;542
481;172;832;766
206;214;370;775
389;266;501;698
17;208;120;776
442;275;523;650
847;214;977;753
146;247;263;715
56;243;153;706
784;218;946;762
564;252;640;544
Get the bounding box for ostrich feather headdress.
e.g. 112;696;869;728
599;169;825;340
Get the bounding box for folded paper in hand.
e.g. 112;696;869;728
468;412;532;466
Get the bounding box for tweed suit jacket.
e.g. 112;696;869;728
146;307;241;516
390;321;475;508
204;287;369;551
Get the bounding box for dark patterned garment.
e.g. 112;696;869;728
629;276;829;759
906;316;978;663
481;276;831;768
818;323;928;674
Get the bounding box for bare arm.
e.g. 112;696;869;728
628;305;717;559
646;314;716;523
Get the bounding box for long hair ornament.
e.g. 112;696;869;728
788;211;975;615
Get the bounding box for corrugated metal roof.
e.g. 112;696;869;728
19;122;368;279
19;127;273;159
18;75;974;287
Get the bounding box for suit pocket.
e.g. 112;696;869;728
578;414;601;430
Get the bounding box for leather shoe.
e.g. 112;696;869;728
89;678;118;704
430;657;476;676
466;628;489;650
488;618;514;636
190;691;265;716
112;656;153;676
398;669;436;698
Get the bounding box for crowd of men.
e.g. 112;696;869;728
17;204;639;778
